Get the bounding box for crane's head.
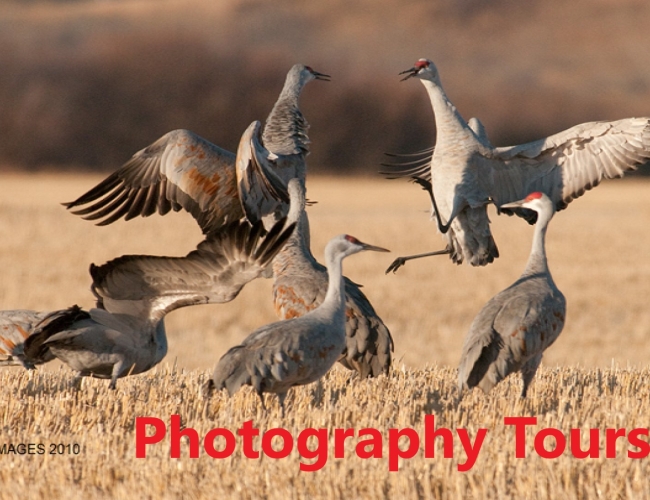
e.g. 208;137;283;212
289;64;331;88
500;192;555;222
325;234;390;262
399;58;439;82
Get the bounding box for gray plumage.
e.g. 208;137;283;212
207;232;390;413
19;218;295;389
385;58;650;268
263;64;330;159
63;64;328;233
458;192;566;397
272;180;394;378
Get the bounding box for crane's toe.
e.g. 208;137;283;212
386;257;407;274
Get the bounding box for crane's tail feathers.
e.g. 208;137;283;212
23;305;90;364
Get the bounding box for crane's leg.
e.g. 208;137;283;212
520;354;542;398
255;391;268;412
109;360;127;390
277;392;288;418
71;372;84;390
412;176;453;234
385;248;451;274
201;379;215;398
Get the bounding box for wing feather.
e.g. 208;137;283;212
90;218;295;320
64;129;241;234
236;121;290;227
487;118;650;212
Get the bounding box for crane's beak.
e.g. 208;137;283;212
360;241;390;253
313;71;331;82
399;67;419;81
500;199;526;210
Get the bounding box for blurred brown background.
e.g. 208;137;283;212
1;0;650;174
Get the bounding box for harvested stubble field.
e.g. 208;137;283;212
0;173;649;498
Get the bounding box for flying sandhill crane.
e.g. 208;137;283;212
63;64;329;233
458;192;566;398
205;233;390;414
15;217;295;389
0;310;51;368
273;179;394;378
384;58;650;269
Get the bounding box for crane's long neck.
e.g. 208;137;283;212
420;79;473;148
320;251;346;329
523;209;553;278
262;81;310;156
272;211;318;276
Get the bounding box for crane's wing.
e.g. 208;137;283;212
90;218;296;321
459;285;565;393
274;271;393;378
482;117;650;218
379;147;433;181
379;115;490;181
340;278;394;378
211;320;301;396
236;121;290;226
63;129;243;234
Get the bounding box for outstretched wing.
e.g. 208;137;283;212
483;117;650;217
63;129;243;234
236;121;290;227
379;147;433;181
90;218;296;321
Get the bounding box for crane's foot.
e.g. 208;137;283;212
385;248;452;274
411;176;432;192
386;257;408;274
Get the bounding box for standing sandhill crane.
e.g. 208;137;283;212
17;217;295;389
458;192;566;398
63;64;329;233
0;310;51;368
273;179;394;378
205;234;390;414
384;58;650;269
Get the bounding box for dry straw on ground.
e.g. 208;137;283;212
0;173;649;498
1;365;649;499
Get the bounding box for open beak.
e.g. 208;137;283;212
313;71;331;82
399;67;419;81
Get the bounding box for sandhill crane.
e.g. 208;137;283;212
205;233;389;414
384;58;650;269
17;217;295;389
458;192;566;398
273;179;393;378
0;310;51;368
63;64;329;233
